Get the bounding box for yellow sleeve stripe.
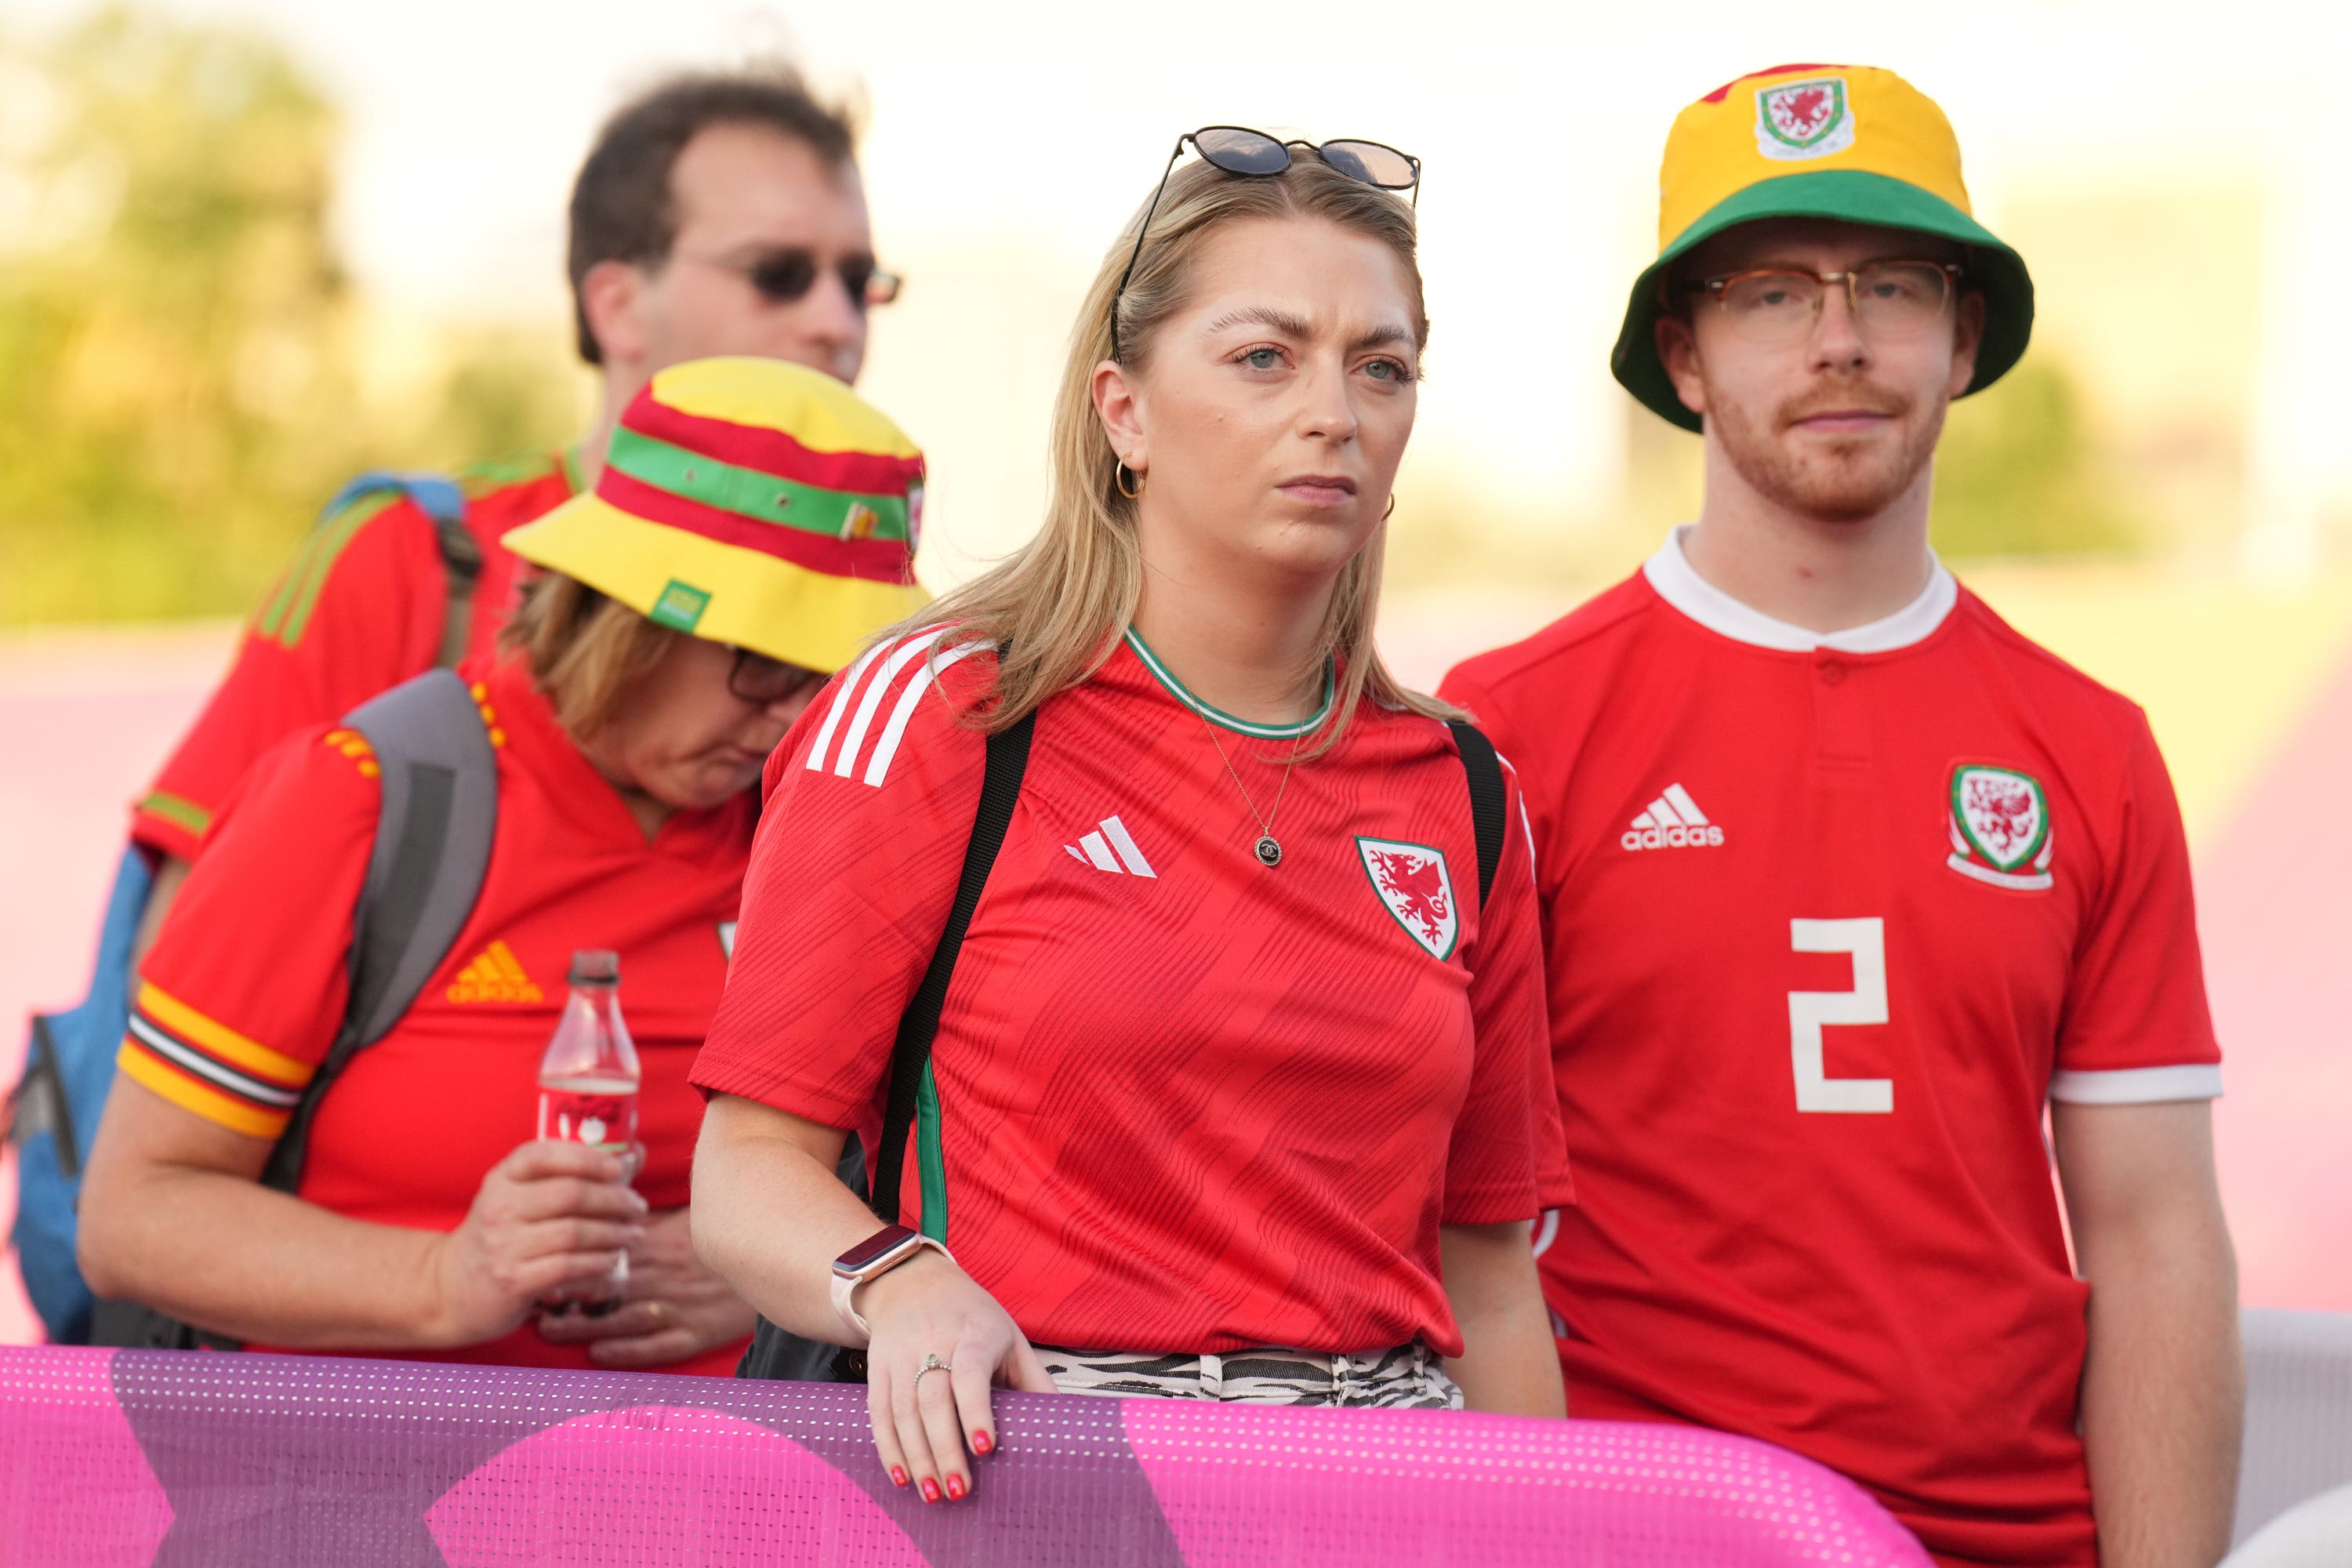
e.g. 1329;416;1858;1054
135;983;316;1089
118;1043;291;1141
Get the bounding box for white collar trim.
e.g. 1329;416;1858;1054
1642;526;1957;654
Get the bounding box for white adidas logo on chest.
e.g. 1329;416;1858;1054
1621;782;1725;851
1063;814;1157;877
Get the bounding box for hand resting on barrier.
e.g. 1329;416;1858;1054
692;1092;1056;1506
856;1247;1058;1503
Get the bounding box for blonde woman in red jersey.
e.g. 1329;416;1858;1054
691;131;1569;1504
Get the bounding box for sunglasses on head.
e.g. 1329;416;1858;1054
1110;127;1421;362
682;248;902;310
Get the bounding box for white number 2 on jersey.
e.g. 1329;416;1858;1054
1788;918;1893;1114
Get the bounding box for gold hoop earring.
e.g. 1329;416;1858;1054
1115;460;1145;499
1382;494;1397;521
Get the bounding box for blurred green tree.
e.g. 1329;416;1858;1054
1930;354;2142;557
0;8;579;626
415;328;584;475
0;7;360;622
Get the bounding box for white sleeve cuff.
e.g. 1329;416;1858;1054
2049;1064;2224;1105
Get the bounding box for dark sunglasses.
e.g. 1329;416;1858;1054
728;646;828;708
683;248;902;310
1111;127;1421;362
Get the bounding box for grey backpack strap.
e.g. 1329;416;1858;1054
260;669;498;1193
416;487;481;671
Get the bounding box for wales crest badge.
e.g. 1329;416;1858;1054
1947;765;2054;891
1755;77;1857;162
1357;837;1460;960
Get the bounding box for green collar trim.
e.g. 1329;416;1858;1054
1123;626;1335;739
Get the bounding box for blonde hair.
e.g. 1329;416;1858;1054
501;572;684;739
896;148;1457;754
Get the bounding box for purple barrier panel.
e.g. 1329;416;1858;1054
1124;1399;1929;1566
0;1345;172;1566
0;1345;1931;1567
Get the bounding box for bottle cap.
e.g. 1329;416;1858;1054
568;949;620;985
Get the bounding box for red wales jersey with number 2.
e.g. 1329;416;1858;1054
694;629;1570;1357
1440;531;2223;1568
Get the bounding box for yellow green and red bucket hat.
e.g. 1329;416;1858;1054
1613;64;2035;432
503;356;930;671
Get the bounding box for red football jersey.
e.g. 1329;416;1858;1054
693;628;1569;1357
132;452;578;862
1441;532;2223;1568
122;653;752;1374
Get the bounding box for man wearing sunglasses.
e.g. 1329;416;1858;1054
57;67;884;1359
129;65;887;909
1443;66;2240;1568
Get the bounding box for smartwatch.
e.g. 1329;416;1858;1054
830;1224;953;1345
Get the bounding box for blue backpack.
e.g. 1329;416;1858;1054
5;473;478;1343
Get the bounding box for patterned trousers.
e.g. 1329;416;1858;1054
1033;1341;1464;1409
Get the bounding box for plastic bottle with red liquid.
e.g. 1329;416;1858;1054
535;949;640;1316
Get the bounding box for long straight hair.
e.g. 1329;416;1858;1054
892;149;1458;755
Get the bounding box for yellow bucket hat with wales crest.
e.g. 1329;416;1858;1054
1613;64;2035;431
504;357;931;673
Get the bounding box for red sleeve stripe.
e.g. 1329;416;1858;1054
125;1008;307;1110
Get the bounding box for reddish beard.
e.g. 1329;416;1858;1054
1708;377;1947;523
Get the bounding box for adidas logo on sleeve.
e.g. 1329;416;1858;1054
1621;783;1726;851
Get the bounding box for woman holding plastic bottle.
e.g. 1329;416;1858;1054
78;359;929;1372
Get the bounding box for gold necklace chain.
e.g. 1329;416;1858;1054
1202;721;1304;868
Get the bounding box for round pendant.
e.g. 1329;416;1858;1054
1254;834;1283;868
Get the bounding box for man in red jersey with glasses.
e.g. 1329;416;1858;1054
1443;65;2241;1568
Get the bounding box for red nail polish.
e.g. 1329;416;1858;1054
945;1475;966;1501
971;1429;994;1455
890;1466;909;1487
920;1479;941;1504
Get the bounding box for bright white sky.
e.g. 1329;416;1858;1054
14;0;2349;577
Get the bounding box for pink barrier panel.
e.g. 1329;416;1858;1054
0;1345;1929;1566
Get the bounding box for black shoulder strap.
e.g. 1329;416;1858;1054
869;711;1036;1226
1448;720;1508;909
261;670;499;1192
